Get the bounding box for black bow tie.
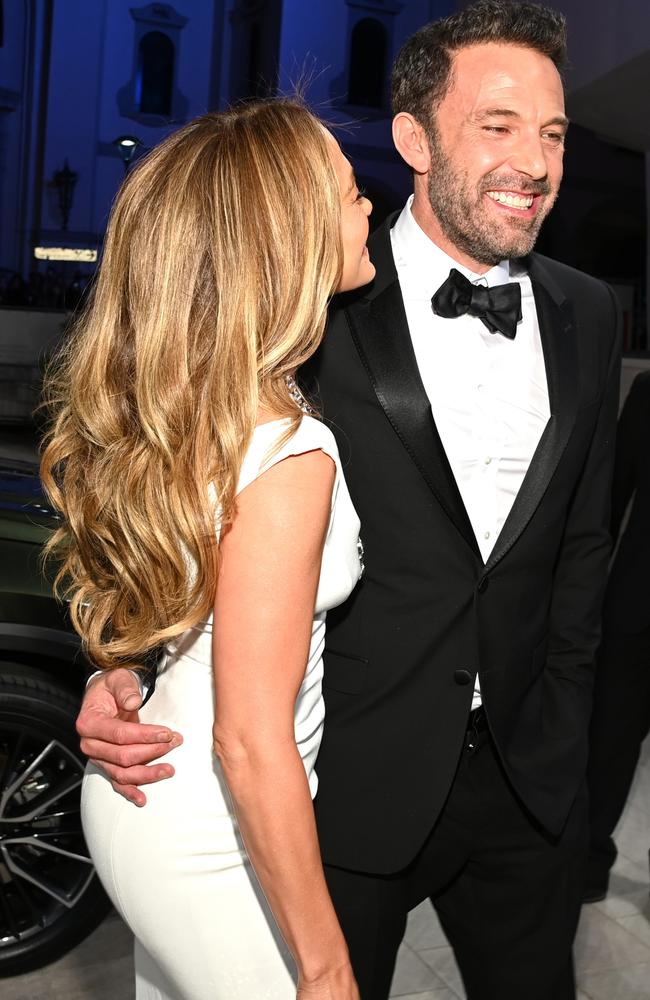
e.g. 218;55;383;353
432;267;522;340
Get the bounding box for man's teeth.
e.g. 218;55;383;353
486;191;534;209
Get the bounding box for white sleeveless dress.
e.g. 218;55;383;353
81;416;362;1000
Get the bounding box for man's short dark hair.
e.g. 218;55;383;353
391;1;567;128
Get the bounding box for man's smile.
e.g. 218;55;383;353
484;190;546;218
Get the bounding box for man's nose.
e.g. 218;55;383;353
508;132;548;180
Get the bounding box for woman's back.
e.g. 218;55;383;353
81;415;362;999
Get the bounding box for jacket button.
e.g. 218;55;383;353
454;669;473;686
477;576;489;593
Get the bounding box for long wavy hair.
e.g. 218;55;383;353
40;100;343;671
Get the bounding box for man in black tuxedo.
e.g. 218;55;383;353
76;3;621;998
585;370;650;900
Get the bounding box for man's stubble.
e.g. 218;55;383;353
424;124;556;267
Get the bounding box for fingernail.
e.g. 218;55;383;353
123;695;141;710
158;766;174;779
170;735;182;748
156;731;172;742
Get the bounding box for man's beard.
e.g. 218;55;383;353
425;126;556;267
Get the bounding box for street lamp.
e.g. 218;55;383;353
112;135;142;175
52;159;78;231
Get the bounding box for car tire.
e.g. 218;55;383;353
0;663;112;977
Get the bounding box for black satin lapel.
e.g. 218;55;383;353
484;277;579;573
346;280;481;557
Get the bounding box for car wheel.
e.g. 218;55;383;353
0;664;112;976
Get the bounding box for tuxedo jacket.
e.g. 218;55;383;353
601;369;650;634
302;214;622;875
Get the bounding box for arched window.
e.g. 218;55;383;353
347;18;387;108
136;31;174;116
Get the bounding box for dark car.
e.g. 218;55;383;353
0;457;111;976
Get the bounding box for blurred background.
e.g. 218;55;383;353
0;0;648;433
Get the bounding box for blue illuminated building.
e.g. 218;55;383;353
0;0;452;280
0;0;647;351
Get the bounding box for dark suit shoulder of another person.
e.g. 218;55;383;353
603;369;650;633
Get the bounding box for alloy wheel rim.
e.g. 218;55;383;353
0;723;94;949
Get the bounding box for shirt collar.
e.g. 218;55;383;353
391;194;513;298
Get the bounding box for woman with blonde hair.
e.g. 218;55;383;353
40;99;374;999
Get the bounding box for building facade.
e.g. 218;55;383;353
0;0;647;350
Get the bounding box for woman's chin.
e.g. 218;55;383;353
338;261;376;294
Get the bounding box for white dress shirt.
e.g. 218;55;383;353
391;195;550;709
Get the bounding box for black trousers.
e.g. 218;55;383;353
324;719;588;1000
586;625;650;885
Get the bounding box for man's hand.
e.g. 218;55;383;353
77;668;183;806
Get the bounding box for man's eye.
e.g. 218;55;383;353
542;132;564;143
483;126;509;135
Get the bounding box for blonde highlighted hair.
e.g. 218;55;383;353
40;99;343;671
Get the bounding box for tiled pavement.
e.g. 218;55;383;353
5;735;650;1000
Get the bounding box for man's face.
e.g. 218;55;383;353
424;43;567;267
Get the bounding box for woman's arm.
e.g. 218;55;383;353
212;447;358;999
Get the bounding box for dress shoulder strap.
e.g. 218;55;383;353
236;415;340;496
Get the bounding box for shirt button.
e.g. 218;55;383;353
484;531;491;540
484;456;492;465
477;384;484;392
454;669;473;686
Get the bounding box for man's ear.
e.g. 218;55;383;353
392;113;431;174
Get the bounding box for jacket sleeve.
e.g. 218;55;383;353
545;283;622;708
